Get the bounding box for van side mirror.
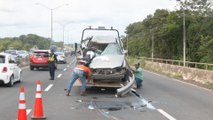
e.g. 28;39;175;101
123;50;128;54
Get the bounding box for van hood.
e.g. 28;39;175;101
89;55;125;69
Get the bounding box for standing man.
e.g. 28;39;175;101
66;60;91;96
48;49;57;80
131;63;143;89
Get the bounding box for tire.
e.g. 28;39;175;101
7;75;14;87
30;65;34;70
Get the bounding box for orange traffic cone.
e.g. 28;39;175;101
31;80;46;119
17;86;27;120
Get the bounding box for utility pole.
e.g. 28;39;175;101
127;37;129;58
151;33;154;62
55;22;70;50
183;12;186;67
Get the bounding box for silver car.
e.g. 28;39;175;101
55;51;67;64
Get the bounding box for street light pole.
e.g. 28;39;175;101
51;9;53;46
35;3;69;47
55;22;70;50
150;28;156;62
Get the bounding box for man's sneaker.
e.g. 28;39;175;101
80;91;86;96
66;92;70;96
137;84;142;89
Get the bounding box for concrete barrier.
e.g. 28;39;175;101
145;61;213;84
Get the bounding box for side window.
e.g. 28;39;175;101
9;56;16;63
43;52;49;57
0;56;5;63
35;52;40;56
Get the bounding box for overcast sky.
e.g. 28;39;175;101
0;0;177;43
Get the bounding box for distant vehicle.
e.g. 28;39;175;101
70;51;76;56
55;51;67;64
17;50;29;58
0;52;22;87
63;49;70;57
29;50;50;70
5;50;19;58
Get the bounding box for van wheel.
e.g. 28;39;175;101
7;75;14;87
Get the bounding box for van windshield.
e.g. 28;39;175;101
101;43;122;55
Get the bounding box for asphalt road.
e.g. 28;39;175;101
0;55;213;120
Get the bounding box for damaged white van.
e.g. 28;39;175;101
79;26;135;96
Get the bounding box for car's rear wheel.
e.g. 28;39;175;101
30;65;34;70
7;75;14;87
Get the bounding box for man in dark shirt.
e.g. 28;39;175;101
48;49;57;80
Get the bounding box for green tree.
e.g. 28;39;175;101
125;6;213;63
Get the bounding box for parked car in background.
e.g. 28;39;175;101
29;50;50;70
17;50;29;58
55;51;67;64
0;52;22;87
5;50;19;59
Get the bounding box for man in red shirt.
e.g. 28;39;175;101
66;60;91;96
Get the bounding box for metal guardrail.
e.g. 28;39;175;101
144;57;213;70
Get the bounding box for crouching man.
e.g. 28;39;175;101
66;60;91;96
131;63;143;89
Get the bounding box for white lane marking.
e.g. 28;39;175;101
27;109;31;115
67;65;70;67
131;91;176;120
69;59;76;66
141;98;156;110
57;74;62;78
44;84;53;92
63;68;67;71
130;90;156;110
157;109;176;120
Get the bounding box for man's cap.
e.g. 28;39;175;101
50;49;54;53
